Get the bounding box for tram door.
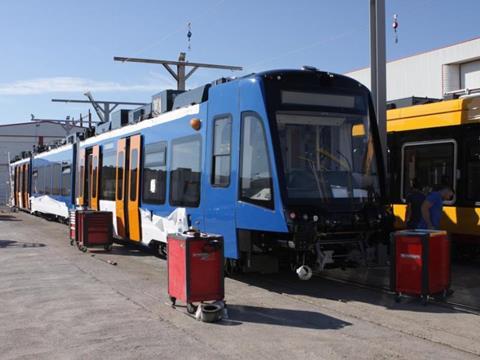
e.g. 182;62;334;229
89;145;100;210
15;166;20;207
78;147;95;209
78;148;86;206
115;135;142;241
23;163;29;209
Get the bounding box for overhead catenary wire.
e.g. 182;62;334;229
243;30;358;72
119;0;226;62
243;0;435;72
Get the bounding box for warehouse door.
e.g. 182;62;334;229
460;60;480;89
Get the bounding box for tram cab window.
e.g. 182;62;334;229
275;109;379;202
402;141;456;201
101;146;117;200
170;136;201;207
240;113;273;209
212;116;232;187
466;140;480;201
143;141;167;204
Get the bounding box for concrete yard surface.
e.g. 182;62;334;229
0;210;479;360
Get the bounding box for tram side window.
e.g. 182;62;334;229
61;165;71;197
402;141;455;200
170;136;201;207
92;157;98;199
45;165;53;195
37;166;45;194
212;116;232;187
240;113;273;209
466;140;480;201
52;163;62;195
117;152;124;200
142;141;167;204
101;148;117;200
32;169;38;194
130;149;138;202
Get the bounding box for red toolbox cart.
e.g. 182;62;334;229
390;229;451;305
167;230;224;314
75;210;113;252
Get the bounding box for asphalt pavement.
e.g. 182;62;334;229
0;210;479;360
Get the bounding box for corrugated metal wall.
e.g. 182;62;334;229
346;37;480;100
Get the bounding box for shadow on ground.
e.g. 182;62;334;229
0;240;46;248
0;214;22;222
224;304;352;330
231;270;474;314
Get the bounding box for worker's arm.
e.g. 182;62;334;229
421;200;433;229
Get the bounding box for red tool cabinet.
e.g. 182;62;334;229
167;231;224;313
391;230;451;304
75;210;113;252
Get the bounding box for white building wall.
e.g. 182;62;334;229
346;37;480;100
0;122;85;205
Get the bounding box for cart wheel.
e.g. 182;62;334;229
169;296;176;306
81;246;88;253
104;243;113;251
421;295;428;306
187;303;197;314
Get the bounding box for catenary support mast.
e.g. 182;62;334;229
113;52;243;91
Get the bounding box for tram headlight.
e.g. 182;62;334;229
313;215;319;222
302;214;308;221
289;211;297;220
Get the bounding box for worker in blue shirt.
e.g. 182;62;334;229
405;178;425;229
417;185;454;230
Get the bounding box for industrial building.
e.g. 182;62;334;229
0;121;85;205
346;36;480;100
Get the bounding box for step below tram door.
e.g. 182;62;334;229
115;135;142;242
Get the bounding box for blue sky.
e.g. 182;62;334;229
0;0;479;124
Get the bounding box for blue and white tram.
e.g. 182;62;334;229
30;144;75;220
11;69;388;273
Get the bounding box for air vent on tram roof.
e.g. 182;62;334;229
302;65;318;71
386;96;440;110
173;84;211;109
152;89;185;115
